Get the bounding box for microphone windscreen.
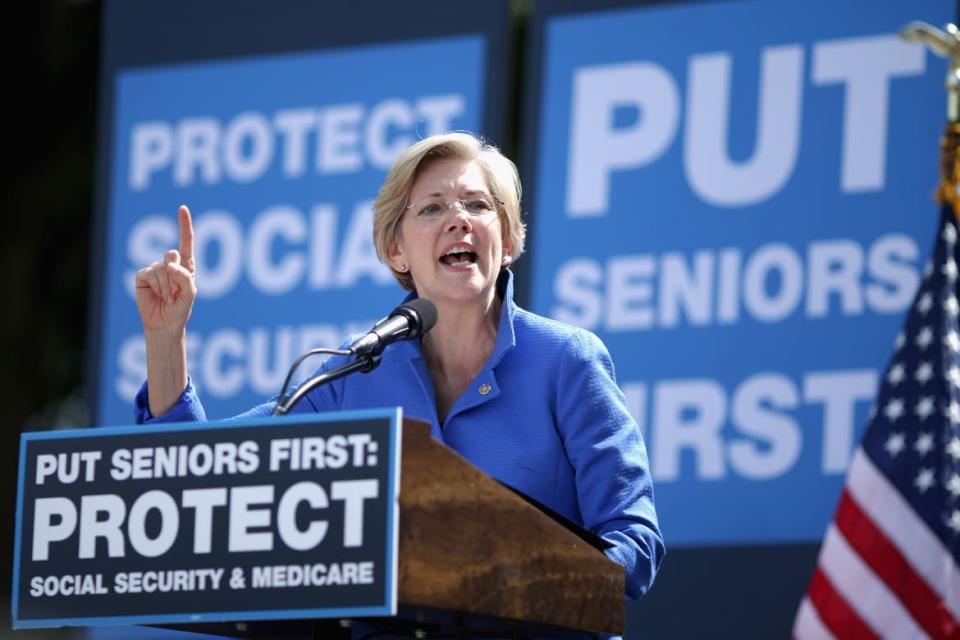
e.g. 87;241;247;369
397;298;437;337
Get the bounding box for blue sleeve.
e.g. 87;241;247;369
134;357;348;423
134;377;208;424
556;330;665;599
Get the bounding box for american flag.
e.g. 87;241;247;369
793;204;960;639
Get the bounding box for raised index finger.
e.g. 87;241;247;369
178;205;195;273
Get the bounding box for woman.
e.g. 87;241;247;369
134;132;664;600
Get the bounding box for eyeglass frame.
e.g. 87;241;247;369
403;191;505;221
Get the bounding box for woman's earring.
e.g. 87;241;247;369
399;263;408;273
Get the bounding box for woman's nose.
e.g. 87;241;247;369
445;203;473;231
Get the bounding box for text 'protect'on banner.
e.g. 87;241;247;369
12;408;402;628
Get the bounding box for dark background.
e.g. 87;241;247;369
1;0;932;637
4;2;100;637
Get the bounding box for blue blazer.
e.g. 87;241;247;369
137;272;664;599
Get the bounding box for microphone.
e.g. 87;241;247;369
349;298;437;356
272;299;436;416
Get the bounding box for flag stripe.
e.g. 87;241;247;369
819;524;929;639
807;567;879;640
795;204;960;640
836;489;959;638
794;596;837;640
847;448;960;620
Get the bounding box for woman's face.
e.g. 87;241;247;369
390;157;511;308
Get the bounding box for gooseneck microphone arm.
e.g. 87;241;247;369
272;353;380;416
271;298;437;417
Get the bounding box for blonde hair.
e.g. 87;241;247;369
372;132;525;291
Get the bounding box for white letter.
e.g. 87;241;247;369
717;248;742;324
415;95;465;135
652;379;726;481
331;479;378;547
659;251;714;327
308;204;337;289
248;205;306;294
742;243;803;322
229;485;274;552
111;449;132;481
277;481;329;550
182;488;227;554
685;46;803;207
804;370;876;473
318;104;364;173
270;439;291;472
201;329;245;397
866;234;919;313
806;240;864;317
174;117;221;187
36;454;57;485
130;122;173;190
223;112;274;183
32;497;77;561
79;494;126;558
335;202;393;286
274;108;316;178
248;327;295;395
606;255;655;331
128;490;179;557
193;210;244;299
552;258;603;329
729;374;800;479
366;99;414;168
567;62;678;216
80;451;102;482
116;336;147;401
812;35;926;192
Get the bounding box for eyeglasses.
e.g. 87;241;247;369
405;192;504;221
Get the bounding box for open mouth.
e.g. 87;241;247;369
440;248;478;267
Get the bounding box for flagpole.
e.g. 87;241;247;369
900;21;960;123
901;22;960;221
793;24;960;640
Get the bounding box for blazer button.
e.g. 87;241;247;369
478;383;492;395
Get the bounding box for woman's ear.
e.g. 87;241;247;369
388;239;407;273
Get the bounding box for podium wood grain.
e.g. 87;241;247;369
397;419;625;635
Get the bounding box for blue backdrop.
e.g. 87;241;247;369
98;37;486;425
88;2;508;637
525;0;953;546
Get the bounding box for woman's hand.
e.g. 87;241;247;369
135;205;197;337
134;205;197;416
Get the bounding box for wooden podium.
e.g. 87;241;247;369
394;419;624;634
169;419;625;638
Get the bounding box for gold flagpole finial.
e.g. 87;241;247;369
899;21;960;122
900;22;960;214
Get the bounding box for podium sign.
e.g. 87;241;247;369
12;408;402;629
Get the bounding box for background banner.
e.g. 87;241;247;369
523;0;954;546
92;1;510;427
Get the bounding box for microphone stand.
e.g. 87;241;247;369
272;353;381;417
269;299;434;417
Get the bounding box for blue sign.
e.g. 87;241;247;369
98;36;485;425
526;0;952;546
13;408;402;628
